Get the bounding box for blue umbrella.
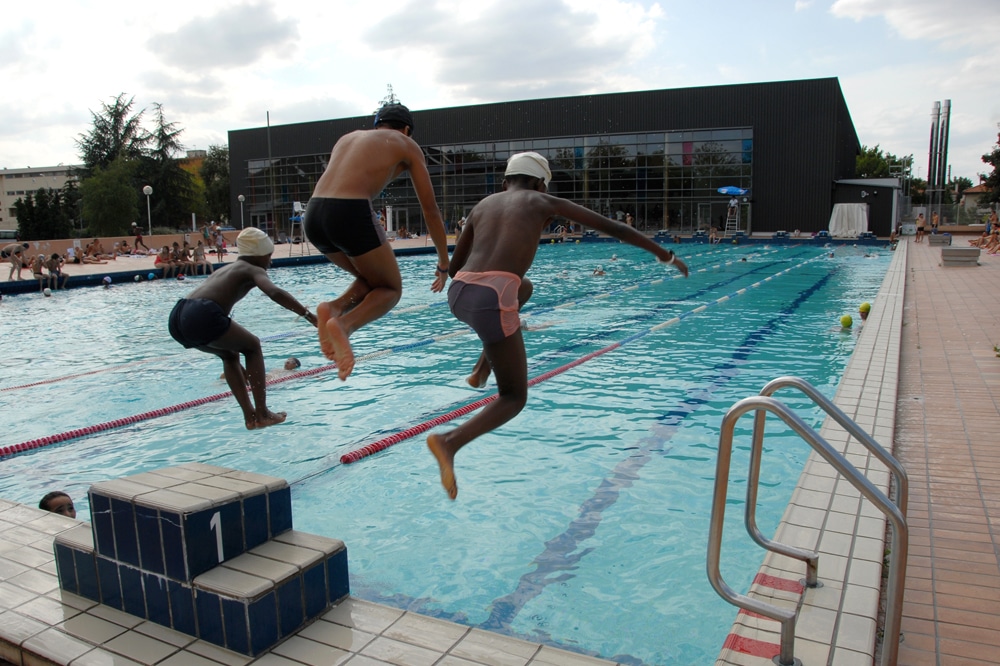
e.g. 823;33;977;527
718;186;749;196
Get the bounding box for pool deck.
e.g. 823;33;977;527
3;235;999;665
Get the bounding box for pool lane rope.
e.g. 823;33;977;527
0;249;807;460
339;251;826;464
0;329;473;459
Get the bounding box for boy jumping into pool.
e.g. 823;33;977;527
168;227;318;430
427;152;689;499
305;102;450;381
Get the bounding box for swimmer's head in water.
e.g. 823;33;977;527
859;302;871;314
505;152;552;186
236;227;275;257
840;314;853;329
374;103;414;132
39;491;75;518
285;357;301;371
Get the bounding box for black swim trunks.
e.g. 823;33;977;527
304;198;387;257
168;298;231;348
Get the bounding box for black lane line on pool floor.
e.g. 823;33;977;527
472;264;841;664
338;259;840;664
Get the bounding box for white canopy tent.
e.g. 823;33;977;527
828;203;868;238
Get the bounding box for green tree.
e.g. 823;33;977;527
76;93;149;171
13;188;74;241
856;145;912;178
200;144;230;222
981;133;1000;205
80;157;139;236
61;178;83;235
136;103;198;228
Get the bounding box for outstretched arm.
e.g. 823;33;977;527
253;272;318;326
407;142;450;291
553;198;689;277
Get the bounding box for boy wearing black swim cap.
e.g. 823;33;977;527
305;102;450;381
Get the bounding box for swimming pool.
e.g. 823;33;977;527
0;242;890;665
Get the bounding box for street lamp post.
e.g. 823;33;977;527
142;185;153;237
238;194;245;229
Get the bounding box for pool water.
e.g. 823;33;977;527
0;242;890;665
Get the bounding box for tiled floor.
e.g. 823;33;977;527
893;238;1000;665
0;498;617;665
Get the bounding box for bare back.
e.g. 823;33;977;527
452;190;557;277
184;260;270;314
311;128;425;199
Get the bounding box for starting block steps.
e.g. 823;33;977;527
52;463;348;657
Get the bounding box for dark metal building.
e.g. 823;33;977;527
228;77;863;238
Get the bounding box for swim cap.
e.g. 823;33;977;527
374;103;414;130
134;275;141;282
840;315;853;328
859;302;871;313
148;272;156;280
102;276;111;284
505;152;551;186
43;287;52;297
236;227;275;257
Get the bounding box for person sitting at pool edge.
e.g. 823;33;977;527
168;227;318;430
39;491;76;519
427;151;689;500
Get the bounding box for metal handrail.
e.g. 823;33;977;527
707;391;908;666
744;377;910;587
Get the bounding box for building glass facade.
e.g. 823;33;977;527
240;128;752;236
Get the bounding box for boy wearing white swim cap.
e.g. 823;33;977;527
427;152;689;500
167;227;318;430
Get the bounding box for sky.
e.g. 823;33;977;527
3;0;999;182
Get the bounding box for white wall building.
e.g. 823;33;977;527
1;165;82;237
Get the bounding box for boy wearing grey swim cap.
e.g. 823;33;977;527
427;152;688;500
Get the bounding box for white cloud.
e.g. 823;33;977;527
2;0;998;180
146;2;299;70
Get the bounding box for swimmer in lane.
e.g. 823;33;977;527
305;103;450;381
427;152;688;499
168;228;318;430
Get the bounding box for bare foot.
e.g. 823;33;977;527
254;410;287;429
324;317;355;380
245;418;257;430
316;302;337;359
427;434;458;500
466;373;488;389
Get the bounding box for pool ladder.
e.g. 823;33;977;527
707;376;908;666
